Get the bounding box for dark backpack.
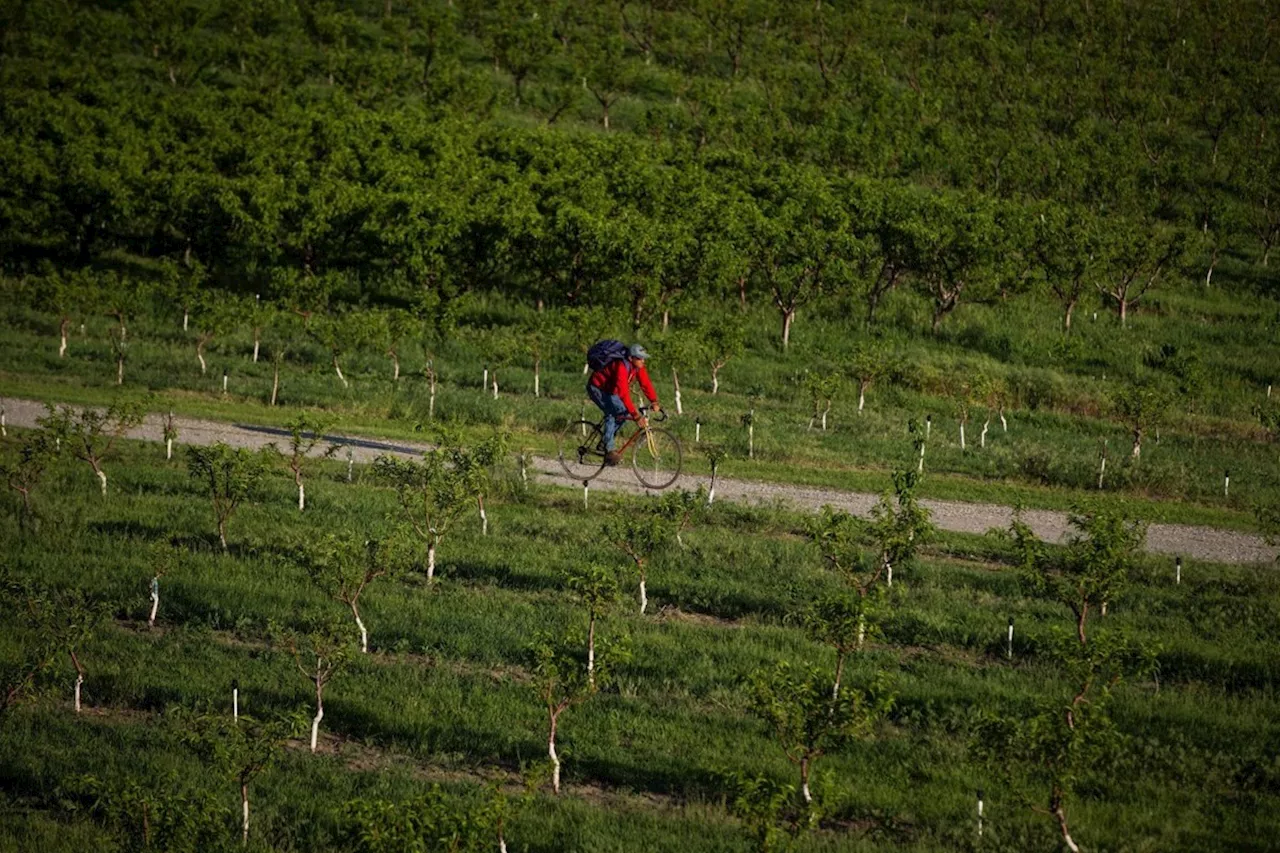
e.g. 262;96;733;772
587;339;629;373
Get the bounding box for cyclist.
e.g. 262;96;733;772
587;343;662;465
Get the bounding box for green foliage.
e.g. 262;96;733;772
373;430;506;578
565;563;620;621
867;470;935;577
59;770;230;853
1009;508;1146;645
342;785;501;853
185;443;272;552
747;660;893;805
38;400;145;494
719;770;808;853
1;425;62;530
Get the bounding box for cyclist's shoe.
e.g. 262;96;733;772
604;450;622;466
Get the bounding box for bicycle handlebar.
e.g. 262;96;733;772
638;407;668;423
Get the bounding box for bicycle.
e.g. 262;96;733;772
557;407;683;489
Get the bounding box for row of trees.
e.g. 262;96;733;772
1;120;1232;353
4;0;1277;242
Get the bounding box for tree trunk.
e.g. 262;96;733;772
549;715;562;794
116;355;124;385
350;602;367;653
821;402;830;431
858;380;868;413
959;421;966;451
711;365;721;395
833;653;845;700
333;356;348;388
478;495;488;536
271;359;281;406
1063;298;1076;333
60;318;70;357
427;539;437;580
780;308;795;349
96;468;108;496
297;477;305;512
534;357;541;397
391;351;400;381
980;418;990;448
253;333;260;363
672;368;683;414
241;783;250;845
639;573;648;615
166;438;173;460
197;346;207;375
72;650;84;712
149;582;159;628
310;682;323;752
218;518;228;553
1053;797;1080;853
800;757;812;803
587;612;596;687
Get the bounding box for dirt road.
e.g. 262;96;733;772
5;397;1275;565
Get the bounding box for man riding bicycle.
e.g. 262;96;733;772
587;342;662;465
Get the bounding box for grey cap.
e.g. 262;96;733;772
628;343;650;360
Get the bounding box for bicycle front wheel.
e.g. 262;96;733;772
558;420;607;482
631;427;683;489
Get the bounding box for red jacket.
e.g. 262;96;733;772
590;359;658;418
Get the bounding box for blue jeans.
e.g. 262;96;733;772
586;384;628;451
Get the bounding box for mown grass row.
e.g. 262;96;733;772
2;439;1279;851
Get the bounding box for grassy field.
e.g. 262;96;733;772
2;437;1278;851
1;279;1277;532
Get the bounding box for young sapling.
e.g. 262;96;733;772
1;426;61;532
527;629;625;795
291;532;409;653
162;411;178;461
276;414;336;511
176;707;295;846
39;400;144;496
604;510;674;615
748;661;890;805
279;616;352;752
186;443;272;552
566;563;621;687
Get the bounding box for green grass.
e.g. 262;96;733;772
2;440;1279;850
2;285;1275;532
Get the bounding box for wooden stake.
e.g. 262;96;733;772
232;680;240;721
1006;617;1014;659
582;480;589;509
1175;556;1181;585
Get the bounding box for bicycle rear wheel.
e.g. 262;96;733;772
631;427;682;489
558;420;608;482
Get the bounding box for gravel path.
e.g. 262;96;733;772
5;396;1276;566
